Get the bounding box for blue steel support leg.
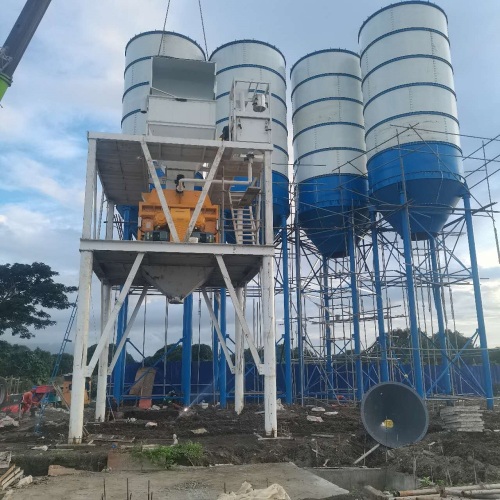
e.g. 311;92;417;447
219;289;227;408
463;193;494;409
370;208;389;382
113;299;128;403
429;237;452;395
113;206;131;403
212;292;220;401
322;256;334;397
282;220;292;405
182;294;193;407
399;191;424;397
348;224;363;400
294;221;304;403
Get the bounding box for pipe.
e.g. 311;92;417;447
463;192;494;409
429;237;452;395
400;189;424;397
322;256;333;397
295;218;304;404
182;294;193;407
370;208;390;382
281;219;292;405
348;224;363;400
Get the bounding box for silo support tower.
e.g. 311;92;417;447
69;134;278;443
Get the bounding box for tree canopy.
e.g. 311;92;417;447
0;262;77;338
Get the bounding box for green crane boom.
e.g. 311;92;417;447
0;0;52;102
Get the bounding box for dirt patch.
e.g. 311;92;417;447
2;402;500;485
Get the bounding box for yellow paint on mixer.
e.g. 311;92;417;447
138;189;219;242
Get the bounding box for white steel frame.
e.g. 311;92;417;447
68;134;278;443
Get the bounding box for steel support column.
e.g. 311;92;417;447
95;282;111;421
429;237;452;395
182;294;193;407
400;190;424;397
262;254;277;436
113;206;131;403
348;225;363;400
212;292;220;400
294;222;304;404
281;220;292;404
463;192;494;409
68;138;96;444
219;289;227;408
370;208;389;382
322;256;334;397
96;200;114;421
234;287;245;414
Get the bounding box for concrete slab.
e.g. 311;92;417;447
8;463;349;500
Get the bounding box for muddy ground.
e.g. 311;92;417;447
2;402;500;486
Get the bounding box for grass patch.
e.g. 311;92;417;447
134;442;204;469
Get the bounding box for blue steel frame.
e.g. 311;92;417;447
281;219;293;404
182;294;194;406
113;206;131;403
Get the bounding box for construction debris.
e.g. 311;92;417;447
0;452;11;469
191;428;208;435
353;443;381;465
311;407;326;412
218;481;291;500
145;422;157;428
16;476;32;488
440;406;484;432
307;415;323;423
0;417;18;429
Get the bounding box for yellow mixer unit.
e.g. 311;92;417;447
139;189;219;243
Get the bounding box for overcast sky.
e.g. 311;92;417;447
1;0;500;358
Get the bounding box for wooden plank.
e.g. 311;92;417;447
1;468;22;490
0;465;15;483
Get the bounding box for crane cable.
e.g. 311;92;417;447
158;0;172;56
198;0;209;57
158;0;208;58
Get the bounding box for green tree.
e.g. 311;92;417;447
192;344;213;361
0;263;77;338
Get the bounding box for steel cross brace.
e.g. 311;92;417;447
201;289;235;374
141;140;180;242
184;144;225;242
215;255;264;374
107;286;148;375
86;252;145;376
